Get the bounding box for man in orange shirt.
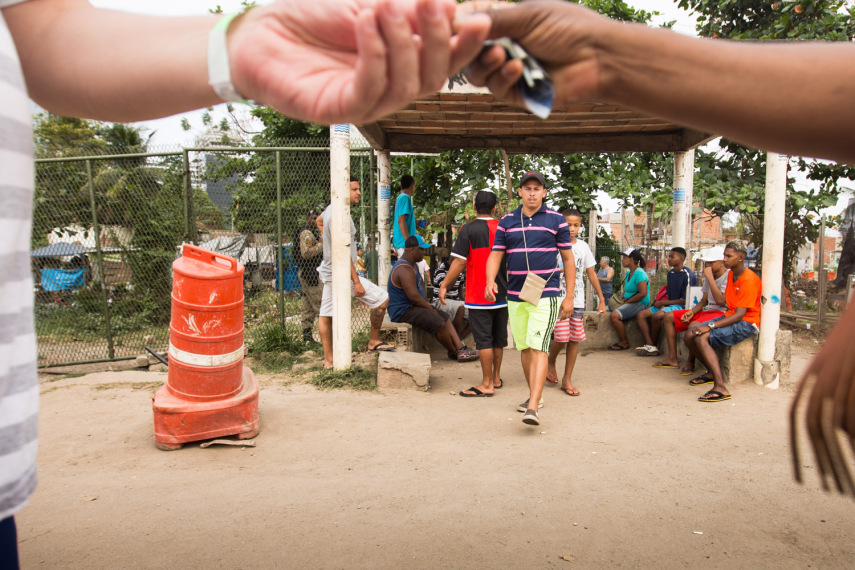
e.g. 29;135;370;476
684;240;761;402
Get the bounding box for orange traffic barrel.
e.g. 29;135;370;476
153;244;259;450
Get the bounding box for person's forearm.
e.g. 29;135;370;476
398;216;410;240
597;24;855;163
442;258;466;289
5;1;221;121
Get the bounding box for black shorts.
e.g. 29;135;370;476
398;305;449;336
468;307;509;350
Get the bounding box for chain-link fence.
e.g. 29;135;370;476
33;141;377;367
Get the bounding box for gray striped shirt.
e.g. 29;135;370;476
0;0;38;521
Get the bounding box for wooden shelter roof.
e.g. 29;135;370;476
357;82;713;154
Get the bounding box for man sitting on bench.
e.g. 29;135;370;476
685;239;761;403
388;235;477;362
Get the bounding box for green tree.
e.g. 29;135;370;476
675;0;855;280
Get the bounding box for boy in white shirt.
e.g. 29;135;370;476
546;209;606;396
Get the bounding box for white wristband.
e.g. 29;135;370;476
208;13;247;102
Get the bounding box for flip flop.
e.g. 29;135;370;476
494;379;504;389
369;342;394;352
652;362;678;369
698;390;731;402
560;386;581;396
680;367;696;376
608;343;630;351
689;375;714;386
460;387;493;397
546;373;558;385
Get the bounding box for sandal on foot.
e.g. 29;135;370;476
494;379;503;389
680;367;696;376
699;390;731;402
608;343;630;351
652;362;679;369
546;373;558;385
460;387;493;397
560;386;580;396
689;374;714;386
369;341;394;352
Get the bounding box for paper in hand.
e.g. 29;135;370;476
483;38;555;119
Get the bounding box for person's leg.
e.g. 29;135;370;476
318;316;333;368
695;334;728;396
451;304;466;336
650;310;666;346
318;282;334;368
547;339;564;383
659;312;680;366
636;308;654;345
610;309;629;347
492;347;504;388
356;277;390;350
526;348;549;413
435;318;464;353
684;331;712;377
523;297;560;416
561;340;580;393
0;516;19;570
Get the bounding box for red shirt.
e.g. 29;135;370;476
724;268;761;326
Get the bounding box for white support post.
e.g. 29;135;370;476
330;124;352;371
672;150;694;250
754;152;787;388
377;150;392;290
683;150;695;262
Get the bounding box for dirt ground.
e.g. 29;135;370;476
17;336;855;569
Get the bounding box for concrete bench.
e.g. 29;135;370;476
376;351;432;391
565;311;792;386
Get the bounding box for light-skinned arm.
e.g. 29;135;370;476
483;250;504;302
6;0;490;123
558;248;576;320
462;0;855;163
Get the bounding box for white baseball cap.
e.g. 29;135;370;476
620;247;635;257
700;246;725;262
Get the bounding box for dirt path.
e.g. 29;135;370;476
17;344;855;569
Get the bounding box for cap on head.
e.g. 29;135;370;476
700;246;725;262
620;247;635;257
519;170;546;187
405;235;430;249
725;239;748;255
474;189;497;214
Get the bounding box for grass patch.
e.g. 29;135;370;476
247;323;320;374
309;366;376;391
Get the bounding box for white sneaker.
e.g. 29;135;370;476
636;345;659;356
517;396;545;413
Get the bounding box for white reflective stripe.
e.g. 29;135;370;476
168;343;244;367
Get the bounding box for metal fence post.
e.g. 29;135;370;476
183;149;192;243
276;150;285;329
86;159;115;359
818;214;827;325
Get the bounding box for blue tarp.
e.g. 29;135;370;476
41;268;86;292
31;242;89;258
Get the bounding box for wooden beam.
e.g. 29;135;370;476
381;130;714;154
355;123;386;150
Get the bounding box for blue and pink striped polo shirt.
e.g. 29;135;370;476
492;204;573;302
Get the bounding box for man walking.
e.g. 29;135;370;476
439;189;508;397
392;174;418;256
485;171;575;425
293;209;323;346
318;177;394;368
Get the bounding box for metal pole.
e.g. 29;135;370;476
182;150;191;242
672;150;693;249
377;150;392;291
86;159;115;360
330;125;352;370
818;214;827;325
276;150;285;329
754;152;787;388
359;158;366;248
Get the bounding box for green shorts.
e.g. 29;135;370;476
507;297;561;353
